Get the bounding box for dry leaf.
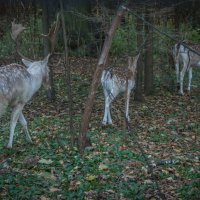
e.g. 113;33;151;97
99;163;108;170
40;195;50;200
50;187;60;192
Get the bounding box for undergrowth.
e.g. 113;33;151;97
0;57;200;199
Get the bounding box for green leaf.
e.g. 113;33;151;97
85;174;96;181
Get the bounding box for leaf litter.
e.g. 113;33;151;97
0;57;199;199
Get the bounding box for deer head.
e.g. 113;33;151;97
11;15;60;98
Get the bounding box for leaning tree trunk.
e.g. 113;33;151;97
134;9;144;101
144;9;153;95
78;6;127;154
41;0;56;100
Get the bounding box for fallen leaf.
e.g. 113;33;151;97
144;179;153;184
40;195;50;200
38;158;53;165
69;180;81;191
85;174;96;181
50;187;60;192
38;171;56;180
99;163;108;170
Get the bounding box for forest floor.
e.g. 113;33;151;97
0;57;200;200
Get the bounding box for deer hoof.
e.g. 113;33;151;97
28;138;33;143
26;136;33;143
126;116;130;122
102;121;107;125
7;144;12;149
179;91;184;96
102;121;113;127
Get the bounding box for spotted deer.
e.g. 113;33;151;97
0;17;60;148
101;54;140;125
173;41;200;95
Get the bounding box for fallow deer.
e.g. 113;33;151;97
101;54;140;125
0;16;60;148
173;41;200;95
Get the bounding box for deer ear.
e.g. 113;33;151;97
133;54;140;66
22;58;32;68
134;54;140;62
128;56;132;68
42;54;50;66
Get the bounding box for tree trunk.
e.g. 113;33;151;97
144;9;153;95
134;10;144;101
41;0;55;100
78;6;126;154
59;0;74;142
41;0;50;56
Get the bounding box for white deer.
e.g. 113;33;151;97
0;56;51;148
0;18;59;148
173;41;200;95
101;54;139;125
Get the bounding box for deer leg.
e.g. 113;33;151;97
7;104;23;148
0;101;8;118
180;62;187;95
187;67;192;95
103;94;113;125
102;89;109;125
175;62;180;90
18;112;32;143
106;96;113;124
102;88;114;125
126;92;130;122
125;88;131;122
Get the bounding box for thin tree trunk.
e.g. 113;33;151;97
41;0;55;100
134;10;144;101
144;9;153;95
41;0;50;57
59;0;74;140
78;6;126;154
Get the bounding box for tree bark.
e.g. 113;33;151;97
144;9;153;95
134;9;144;101
59;0;74;140
41;0;56;100
78;6;126;154
41;0;50;57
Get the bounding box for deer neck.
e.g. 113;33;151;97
27;66;44;94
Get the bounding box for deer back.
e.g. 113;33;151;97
176;42;200;66
0;64;32;105
101;54;140;94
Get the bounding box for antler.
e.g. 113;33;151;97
41;13;61;55
11;20;33;61
11;14;60;62
11;21;26;40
